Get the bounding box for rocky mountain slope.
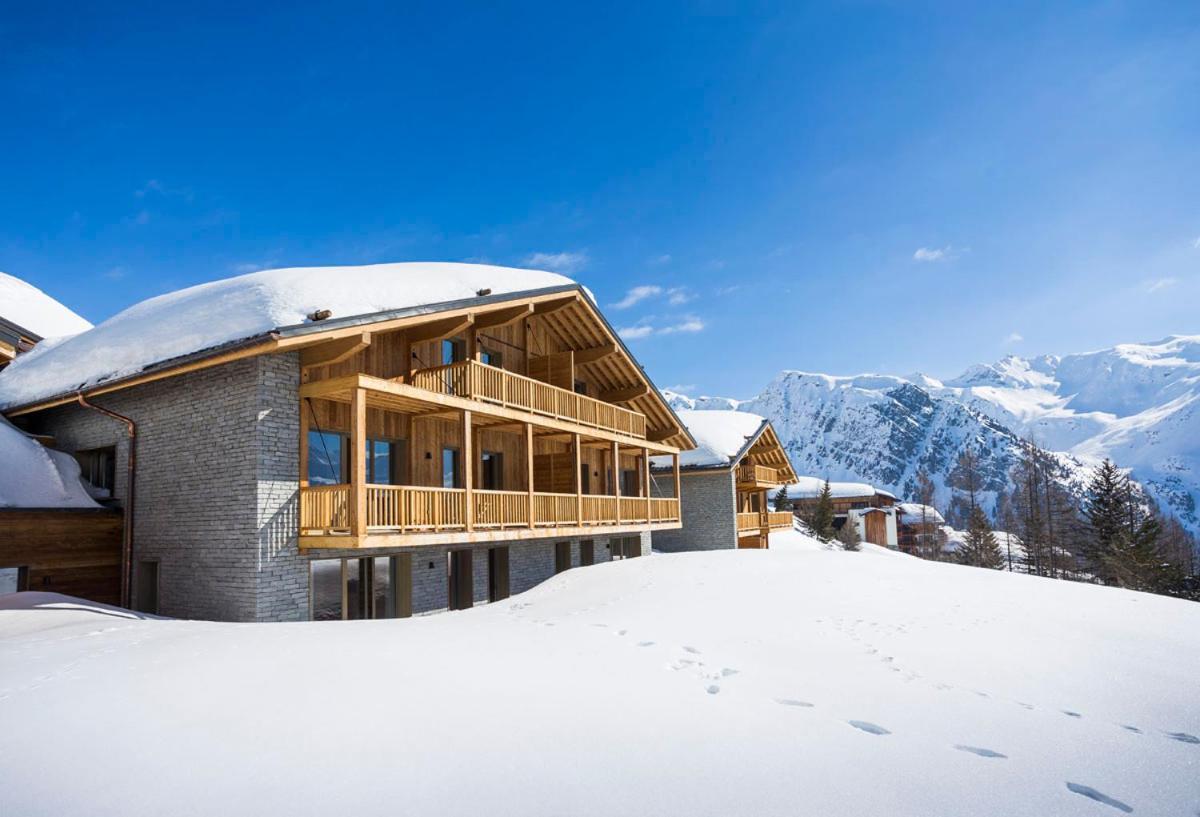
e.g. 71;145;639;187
667;335;1200;534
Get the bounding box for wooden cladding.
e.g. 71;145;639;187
411;360;647;439
736;510;794;533
0;509;123;605
736;463;791;487
300;485;680;535
527;351;574;390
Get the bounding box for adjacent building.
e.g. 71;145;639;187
788;477;900;548
650;410;797;551
0;263;694;621
0;271;92;371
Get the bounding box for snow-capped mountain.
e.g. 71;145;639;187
670;335;1200;533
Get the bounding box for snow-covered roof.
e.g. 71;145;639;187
896;503;946;525
785;476;896;500
652;409;768;469
0;414;98;508
0;272;93;339
0;262;577;411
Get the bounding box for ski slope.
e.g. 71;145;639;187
1;531;1196;816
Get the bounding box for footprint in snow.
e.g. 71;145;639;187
721;668;739;678
1165;731;1199;744
706;684;720;695
954;745;1007;759
1065;783;1133;813
775;698;814;708
1062;710;1082;719
682;646;701;655
1015;702;1034;710
1120;725;1142;734
848;721;890;736
637;641;655;647
615;629;627;636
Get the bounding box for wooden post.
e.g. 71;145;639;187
400;333;412;383
673;452;681;521
523;319;531;376
642;447;651;523
573;433;582;525
299;398;309;489
463;410;474;532
526;422;535;527
350;387;367;537
612;440;621;524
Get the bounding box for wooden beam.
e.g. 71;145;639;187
646;427;680;443
474;303;533;330
600;384;648;403
573;342;617;365
642;447;651;521
673;452;681;505
612;439;621;525
463;410;474;532
300;333;371;369
526;422;535;525
350;387;367;537
299;398;310;488
406;315;474;344
573;432;582;525
532;296;578;316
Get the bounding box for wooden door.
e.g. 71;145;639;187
488;547;510;602
448;549;473;610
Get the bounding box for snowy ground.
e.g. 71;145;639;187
1;530;1197;816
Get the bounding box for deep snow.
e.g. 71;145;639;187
0;413;98;508
0;271;93;338
652;408;767;468
0;262;576;410
1;530;1196;816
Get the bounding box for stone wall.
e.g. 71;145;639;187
651;470;738;552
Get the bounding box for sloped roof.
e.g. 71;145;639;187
786;476;896;500
0;272;93;340
651;409;791;473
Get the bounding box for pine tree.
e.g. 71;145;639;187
837;516;861;551
1084;459;1127;582
957;505;1002;568
773;484;792;512
808;479;836;542
913;469;941;560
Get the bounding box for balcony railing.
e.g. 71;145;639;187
301;484;680;537
737;463;789;486
410;360;648;439
767;511;793;529
736;512;761;532
737;510;794;532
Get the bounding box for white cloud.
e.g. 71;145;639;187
612;285;663;309
617;325;654;340
666;287;693;306
658;317;705;335
913;245;957;262
1145;277;1178;293
1004;332;1024;344
133;209;151;226
102;266;127;280
648;253;672;266
523;250;588;274
715;284;741;296
1192;236;1200;249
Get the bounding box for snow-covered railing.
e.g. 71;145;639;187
411;361;648;439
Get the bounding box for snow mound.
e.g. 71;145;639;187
1;538;1196;816
0;271;92;338
897;503;945;525
655;409;766;468
0;262;577;410
785;476;894;499
0;414;98;508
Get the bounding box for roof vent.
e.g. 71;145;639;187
307;309;332;322
475;288;492;297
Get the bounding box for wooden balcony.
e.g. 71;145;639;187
737;510;795;534
299;484;681;547
736;463;790;488
767;511;793;530
411;360;647;439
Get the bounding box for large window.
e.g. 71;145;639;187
308;431;345;485
367;439;404;484
310;556;410;620
621;469;640;497
481;451;503;490
442;338;466;365
480;349;502;368
442;447;461;489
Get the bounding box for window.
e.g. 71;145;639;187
308;431;346;485
573;380;588;395
366;439;402;484
579;465;590;495
136;560;159;615
579;540;594;566
621;469;640;497
555;541;572;573
480;349;503;369
0;566;29;596
310;557;410;620
75;446;116;498
442;338;466;365
481;451;503;490
442;447;461;489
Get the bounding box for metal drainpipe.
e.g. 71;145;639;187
76;394;137;609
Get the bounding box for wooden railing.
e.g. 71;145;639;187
302;485;680;535
301;484;350;531
737;463;788;485
474;490;529;529
767;511;794;529
736;512;760;532
410;360;648;439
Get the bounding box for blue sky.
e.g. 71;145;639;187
2;2;1198;397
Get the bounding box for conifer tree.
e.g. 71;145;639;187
837;516;862;551
1084;459;1127;582
808;479;836;542
957;505;1002;568
773;484;792;512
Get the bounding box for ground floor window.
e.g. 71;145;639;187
310;556;412;620
554;541;572;573
74;446;117;498
488;547;510;602
0;566;29;596
611;536;641;560
579;540;594;566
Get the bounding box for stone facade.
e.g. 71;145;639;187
28;353;308;622
651;469;738;552
26;351;654;622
